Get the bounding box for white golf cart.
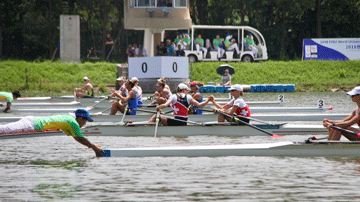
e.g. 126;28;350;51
184;25;268;62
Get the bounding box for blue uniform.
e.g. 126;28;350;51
193;93;203;115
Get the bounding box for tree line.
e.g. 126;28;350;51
1;0;359;62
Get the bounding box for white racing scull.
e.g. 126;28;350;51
101;141;360;157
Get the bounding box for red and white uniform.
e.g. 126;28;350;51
228;97;251;117
170;94;192;118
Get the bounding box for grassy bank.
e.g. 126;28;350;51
191;60;360;92
0;60;359;96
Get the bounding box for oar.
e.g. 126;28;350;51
200;108;286;126
154;111;161;138
120;107;128;124
211;109;283;138
329;126;360;138
160;114;204;126
136;108;158;114
87;95;111;109
93;106;112;115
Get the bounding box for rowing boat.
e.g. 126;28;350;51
15;97;53;101
11;101;81;108
81;122;334;136
5;105;330;114
101;141;360;157
0;113;347;123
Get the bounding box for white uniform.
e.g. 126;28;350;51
0;116;34;134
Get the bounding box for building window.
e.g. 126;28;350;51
130;0;186;8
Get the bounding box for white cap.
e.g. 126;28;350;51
83;76;90;81
178;83;190;91
347;86;360;96
116;77;125;81
229;84;243;92
131;77;139;81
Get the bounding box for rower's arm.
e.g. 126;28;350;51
227;105;239;116
120;91;134;103
334;113;360;128
191;95;213;108
158;97;173;110
74;137;104;157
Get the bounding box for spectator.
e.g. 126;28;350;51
182;33;191;50
104;32;114;61
174;33;183;50
220;69;231;86
195;34;207;59
175;44;185;56
133;43;139;56
213;34;225;59
157;42;167;56
244;33;258;58
126;44;134;57
205;39;213;51
166;39;175;56
224;34;240;56
137;44;147;57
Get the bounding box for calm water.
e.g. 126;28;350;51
1;92;360;201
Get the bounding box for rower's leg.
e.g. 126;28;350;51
218;114;225;122
148;114;156;122
157;97;166;105
110;101;121;115
327;128;342;140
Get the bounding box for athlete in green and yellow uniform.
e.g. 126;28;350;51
0;108;104;156
0;91;21;113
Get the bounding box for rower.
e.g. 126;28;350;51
131;77;143;106
110;80;138;115
0;91;21;113
323;86;360;141
0;108;104;156
74;76;94;98
211;84;251;124
149;80;172;105
189;81;204;115
148;83;214;126
115;76;127;97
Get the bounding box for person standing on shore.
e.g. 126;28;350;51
0;91;21;113
0;108;104;156
323;86;360;141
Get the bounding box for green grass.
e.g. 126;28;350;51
1;60;360;96
191;60;360;91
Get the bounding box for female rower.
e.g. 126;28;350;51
74;76;94;98
148;83;214;126
211;84;250;124
115;76;127;97
188;81;204;115
149;80;172;105
323;86;360;141
131;77;143;106
110;80;138;115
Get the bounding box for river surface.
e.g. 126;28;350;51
1;92;360;201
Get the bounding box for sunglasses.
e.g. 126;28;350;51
230;90;237;92
156;85;160;87
190;85;196;87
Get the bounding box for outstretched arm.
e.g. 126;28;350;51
191;95;214;108
74;137;104;157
